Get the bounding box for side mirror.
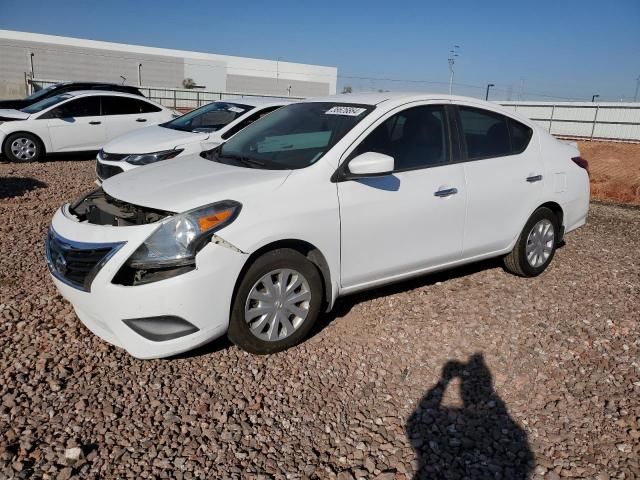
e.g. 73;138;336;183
347;152;394;178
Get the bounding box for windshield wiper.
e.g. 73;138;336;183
221;153;266;168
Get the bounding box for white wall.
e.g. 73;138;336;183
501;101;640;141
0;30;338;98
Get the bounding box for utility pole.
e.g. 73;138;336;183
485;83;495;101
634;75;640;102
276;56;283;92
518;78;524;101
448;45;460;95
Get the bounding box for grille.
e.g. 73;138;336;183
96;162;124;181
99;150;129;161
45;228;124;291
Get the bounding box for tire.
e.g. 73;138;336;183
3;132;44;163
228;248;323;354
504;207;559;277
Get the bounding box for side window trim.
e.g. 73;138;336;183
334;102;453;181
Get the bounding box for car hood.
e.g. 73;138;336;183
101;154;290;212
0;109;30;120
102;125;212;154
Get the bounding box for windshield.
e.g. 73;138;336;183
207;102;374;170
21;94;72;114
24;84;58;102
163;102;253;132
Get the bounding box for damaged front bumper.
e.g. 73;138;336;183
46;205;247;359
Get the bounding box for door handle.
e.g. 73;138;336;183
136;118;147;122
434;187;458;197
89;121;101;125
526;175;543;182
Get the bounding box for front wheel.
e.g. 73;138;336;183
228;248;323;354
3;133;45;163
504;207;559;277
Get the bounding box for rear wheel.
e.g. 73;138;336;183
3;133;44;163
228;248;323;354
504;207;559;277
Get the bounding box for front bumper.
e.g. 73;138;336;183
46;206;247;359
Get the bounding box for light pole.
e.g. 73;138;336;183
448;45;460;95
276;56;283;92
634;75;640;102
485;83;495;101
591;94;600;102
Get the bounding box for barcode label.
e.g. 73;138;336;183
325;106;367;116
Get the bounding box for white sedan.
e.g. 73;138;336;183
46;92;590;358
0;91;175;162
95;98;293;181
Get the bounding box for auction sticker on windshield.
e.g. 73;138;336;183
325;106;367;116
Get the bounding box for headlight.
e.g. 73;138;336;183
127;200;241;268
124;149;183;166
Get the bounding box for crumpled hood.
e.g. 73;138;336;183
102;125;212;154
0;109;30;120
102;154;290;212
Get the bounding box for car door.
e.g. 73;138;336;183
100;96;164;142
337;103;467;289
45;96;106;151
454;103;543;258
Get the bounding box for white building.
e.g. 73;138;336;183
0;30;337;99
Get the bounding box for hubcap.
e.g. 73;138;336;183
11;138;37;161
244;268;311;342
525;219;555;268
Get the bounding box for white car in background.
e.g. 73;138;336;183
46;93;590;359
0;91;176;163
95;98;293;181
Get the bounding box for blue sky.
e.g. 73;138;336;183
1;0;638;101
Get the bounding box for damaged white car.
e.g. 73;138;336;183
46;93;590;358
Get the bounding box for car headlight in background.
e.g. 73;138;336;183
127;200;241;268
124;149;183;165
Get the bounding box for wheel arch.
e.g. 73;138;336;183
537;201;564;228
233;239;334;313
2;130;48;157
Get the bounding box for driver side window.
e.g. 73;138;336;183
45;97;100;119
352;105;450;171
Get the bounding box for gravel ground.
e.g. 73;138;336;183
0;158;639;480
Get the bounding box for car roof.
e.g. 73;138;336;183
55;81;132;87
221;97;297;107
299;91;535;125
303;91;491;106
65;90;151;100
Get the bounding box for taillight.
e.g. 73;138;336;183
571;156;589;174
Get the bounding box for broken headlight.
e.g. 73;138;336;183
127;200;241;268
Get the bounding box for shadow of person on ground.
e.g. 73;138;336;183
0;177;47;199
406;353;534;479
